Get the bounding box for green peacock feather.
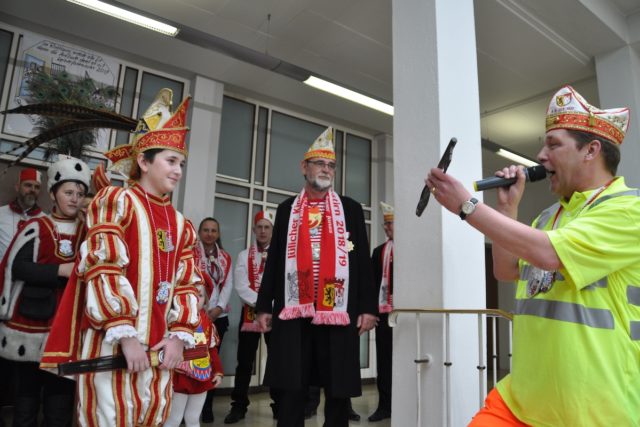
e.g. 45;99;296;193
1;68;138;173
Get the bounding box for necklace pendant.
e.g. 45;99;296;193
164;235;175;252
156;281;172;304
58;239;74;257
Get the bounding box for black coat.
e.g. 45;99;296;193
256;194;376;396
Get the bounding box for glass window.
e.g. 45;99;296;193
138;72;184;118
268;112;325;192
115;67;138;146
345;134;371;205
216;182;250;198
213;197;249;374
255;107;268;184
334;130;344;193
267;192;292;205
0;29;14;99
253;189;264;201
218;97;255;181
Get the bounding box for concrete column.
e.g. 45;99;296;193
595;46;640;188
180;75;224;224
392;1;485;426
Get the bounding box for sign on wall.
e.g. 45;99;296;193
3;30;119;153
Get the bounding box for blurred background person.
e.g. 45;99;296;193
0;156;90;427
165;283;223;427
0;167;44;260
368;202;394;422
224;211;279;424
195;217;233;423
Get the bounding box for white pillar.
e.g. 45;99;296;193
180;75;224;224
392;1;485;426
595;46;640;188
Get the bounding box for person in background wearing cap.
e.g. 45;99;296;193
368;202;394;423
256;127;377;427
40;89;201;427
0;167;45;260
224;210;279;424
0;155;90;426
426;85;640;426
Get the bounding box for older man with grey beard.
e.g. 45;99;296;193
0;167;44;260
256;127;377;427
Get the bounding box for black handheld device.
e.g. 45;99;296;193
415;137;457;217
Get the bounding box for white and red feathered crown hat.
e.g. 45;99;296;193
304;127;335;161
380;201;394;222
546;85;630;145
104;88;191;175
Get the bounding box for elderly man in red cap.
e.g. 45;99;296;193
427;85;640;426
0;167;44;259
224;210;279;424
256;127;377;427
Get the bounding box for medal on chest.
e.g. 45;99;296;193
58;239;74;257
527;267;555;298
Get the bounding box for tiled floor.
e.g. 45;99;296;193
0;383;391;426
208;384;391;427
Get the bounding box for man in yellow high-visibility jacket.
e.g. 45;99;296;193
427;85;640;426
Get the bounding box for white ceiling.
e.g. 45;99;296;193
1;0;640;162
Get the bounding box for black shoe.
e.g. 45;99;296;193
224;409;246;424
304;408;317;419
201;408;214;423
348;407;360;421
368;409;391;422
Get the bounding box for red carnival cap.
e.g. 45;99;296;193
19;168;41;184
254;210;274;225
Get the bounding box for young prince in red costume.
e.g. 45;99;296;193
41;89;202;427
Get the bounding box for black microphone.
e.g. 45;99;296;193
473;165;547;191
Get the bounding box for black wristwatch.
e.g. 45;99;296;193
459;198;479;220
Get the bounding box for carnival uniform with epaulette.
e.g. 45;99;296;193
0;211;85;362
41;90;202;427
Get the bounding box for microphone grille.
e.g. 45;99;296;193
527;165;547;182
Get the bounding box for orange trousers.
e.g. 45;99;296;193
468;389;530;427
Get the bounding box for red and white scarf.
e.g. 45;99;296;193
378;240;393;313
195;241;231;303
241;243;267;332
8;199;42;231
282;189;350;325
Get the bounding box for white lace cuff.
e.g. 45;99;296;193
105;325;138;345
169;331;196;348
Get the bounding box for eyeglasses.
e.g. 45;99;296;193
306;160;337;170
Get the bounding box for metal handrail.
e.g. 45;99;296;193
389;308;513;427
